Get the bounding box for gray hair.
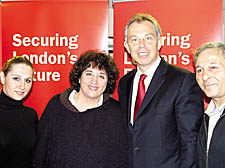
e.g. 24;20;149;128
194;42;225;65
124;13;162;42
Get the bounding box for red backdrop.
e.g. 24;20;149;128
1;0;108;117
0;3;2;78
113;0;223;100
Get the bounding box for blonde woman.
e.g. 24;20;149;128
0;56;38;168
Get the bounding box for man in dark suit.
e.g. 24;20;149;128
118;13;204;168
194;42;225;168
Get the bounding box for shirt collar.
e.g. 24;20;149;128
136;56;161;76
68;89;103;109
205;100;225;117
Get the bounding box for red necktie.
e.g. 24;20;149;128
133;74;147;122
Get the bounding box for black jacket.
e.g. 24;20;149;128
197;110;225;168
118;59;204;168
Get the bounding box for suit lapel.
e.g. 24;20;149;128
136;59;168;117
199;114;208;153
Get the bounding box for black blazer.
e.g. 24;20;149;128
197;111;225;168
118;59;204;168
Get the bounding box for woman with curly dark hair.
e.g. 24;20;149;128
33;50;128;168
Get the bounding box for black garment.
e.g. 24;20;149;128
197;111;225;168
118;59;204;168
33;88;128;168
0;90;38;168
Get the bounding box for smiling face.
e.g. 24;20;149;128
1;63;33;100
79;66;108;101
195;48;225;106
124;20;161;73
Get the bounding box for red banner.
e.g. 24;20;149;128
0;3;2;72
113;0;223;99
2;0;108;117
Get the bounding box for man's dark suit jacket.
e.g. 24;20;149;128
118;59;204;168
197;111;225;168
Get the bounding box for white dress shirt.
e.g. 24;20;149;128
130;56;161;125
205;100;225;150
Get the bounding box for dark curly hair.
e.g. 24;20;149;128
69;50;119;94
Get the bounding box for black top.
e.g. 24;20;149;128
197;113;225;168
33;88;128;168
0;90;38;168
